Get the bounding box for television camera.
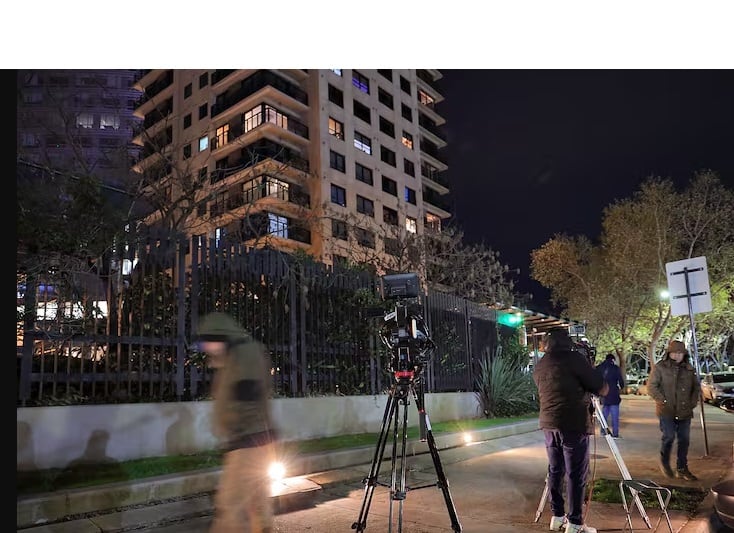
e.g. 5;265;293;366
378;273;436;383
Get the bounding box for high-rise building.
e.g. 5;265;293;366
17;69;143;193
132;69;449;271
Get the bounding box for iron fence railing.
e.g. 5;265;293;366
17;229;500;406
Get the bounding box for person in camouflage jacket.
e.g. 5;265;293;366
648;339;701;481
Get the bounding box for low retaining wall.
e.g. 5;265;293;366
17;392;483;471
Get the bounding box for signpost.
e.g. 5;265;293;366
665;256;711;456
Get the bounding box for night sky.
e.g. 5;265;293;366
436;70;734;314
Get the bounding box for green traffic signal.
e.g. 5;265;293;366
497;312;523;327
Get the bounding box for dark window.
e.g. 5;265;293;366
328;84;344;107
183;143;192;159
400;75;411;95
384;237;401;256
332;218;348;240
183;113;192;129
381;145;396;167
352;70;370;94
184;83;192;99
331;184;346;206
199;103;208;119
383;206;398;226
378;87;394;109
356;195;374;217
353;100;371;124
198;166;208;180
401;103;413;122
378;69;393;81
404;158;415;177
404;186;416;204
355;162;373;185
356;227;375;248
199;72;209;88
330;150;346;172
382;176;397;196
379;116;395;138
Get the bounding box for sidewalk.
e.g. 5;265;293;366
17;397;734;532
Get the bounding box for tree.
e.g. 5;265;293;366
531;170;734;374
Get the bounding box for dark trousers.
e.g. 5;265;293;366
659;417;692;470
543;429;590;525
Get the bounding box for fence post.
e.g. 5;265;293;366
175;236;187;400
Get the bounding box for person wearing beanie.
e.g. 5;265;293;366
533;328;609;533
648;339;701;481
596;353;625;438
196;311;277;533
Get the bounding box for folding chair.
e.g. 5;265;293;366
619;479;673;533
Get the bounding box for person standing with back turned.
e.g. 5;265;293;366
596;353;625;438
196;311;277;533
533;329;609;533
648;339;700;481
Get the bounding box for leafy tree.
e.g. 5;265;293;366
531;170;734;374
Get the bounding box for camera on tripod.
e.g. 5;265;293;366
378;273;435;381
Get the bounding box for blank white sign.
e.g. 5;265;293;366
665;256;712;316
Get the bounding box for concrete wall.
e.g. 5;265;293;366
17;392;481;471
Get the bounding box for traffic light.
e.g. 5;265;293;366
497;311;523;328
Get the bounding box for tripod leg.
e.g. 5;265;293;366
388;392;410;533
534;474;550;522
413;387;462;532
352;387;398;532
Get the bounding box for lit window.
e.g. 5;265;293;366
216;124;229;147
406;216;417;234
268;213;288;238
77;113;94;129
352;70;370;94
418;89;435;107
99;114;119;130
329;117;344;140
244;107;263;132
425;212;441;232
401;131;413;150
199;135;208;152
354;131;372;155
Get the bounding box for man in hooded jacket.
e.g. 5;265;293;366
648;339;701;481
197;312;277;533
596;353;625;438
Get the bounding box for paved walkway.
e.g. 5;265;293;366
17;396;734;532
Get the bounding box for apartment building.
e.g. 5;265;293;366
132;69;450;271
16;69;143;193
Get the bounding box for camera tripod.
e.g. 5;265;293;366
351;369;462;532
534;396;652;528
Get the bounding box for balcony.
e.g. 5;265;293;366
210;139;310;184
422;187;451;214
211;71;308;118
418;112;447;145
134;70;174;108
210;104;309;152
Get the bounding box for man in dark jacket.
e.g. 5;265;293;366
197;312;277;533
596;353;625;438
533;329;608;533
648;339;701;481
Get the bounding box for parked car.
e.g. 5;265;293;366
701;372;734;405
635;378;649;396
623;377;642;395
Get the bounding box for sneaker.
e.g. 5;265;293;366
659;459;674;478
550;515;567;531
564;522;597;533
613;434;622;439
676;467;698;481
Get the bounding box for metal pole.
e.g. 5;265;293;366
684;268;710;456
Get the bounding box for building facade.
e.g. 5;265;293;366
16;69;143;193
132;69;450;271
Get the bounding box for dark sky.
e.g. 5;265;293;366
436;70;734;315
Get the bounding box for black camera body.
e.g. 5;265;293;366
378;274;435;383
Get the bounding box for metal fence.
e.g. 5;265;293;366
17;229;500;406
